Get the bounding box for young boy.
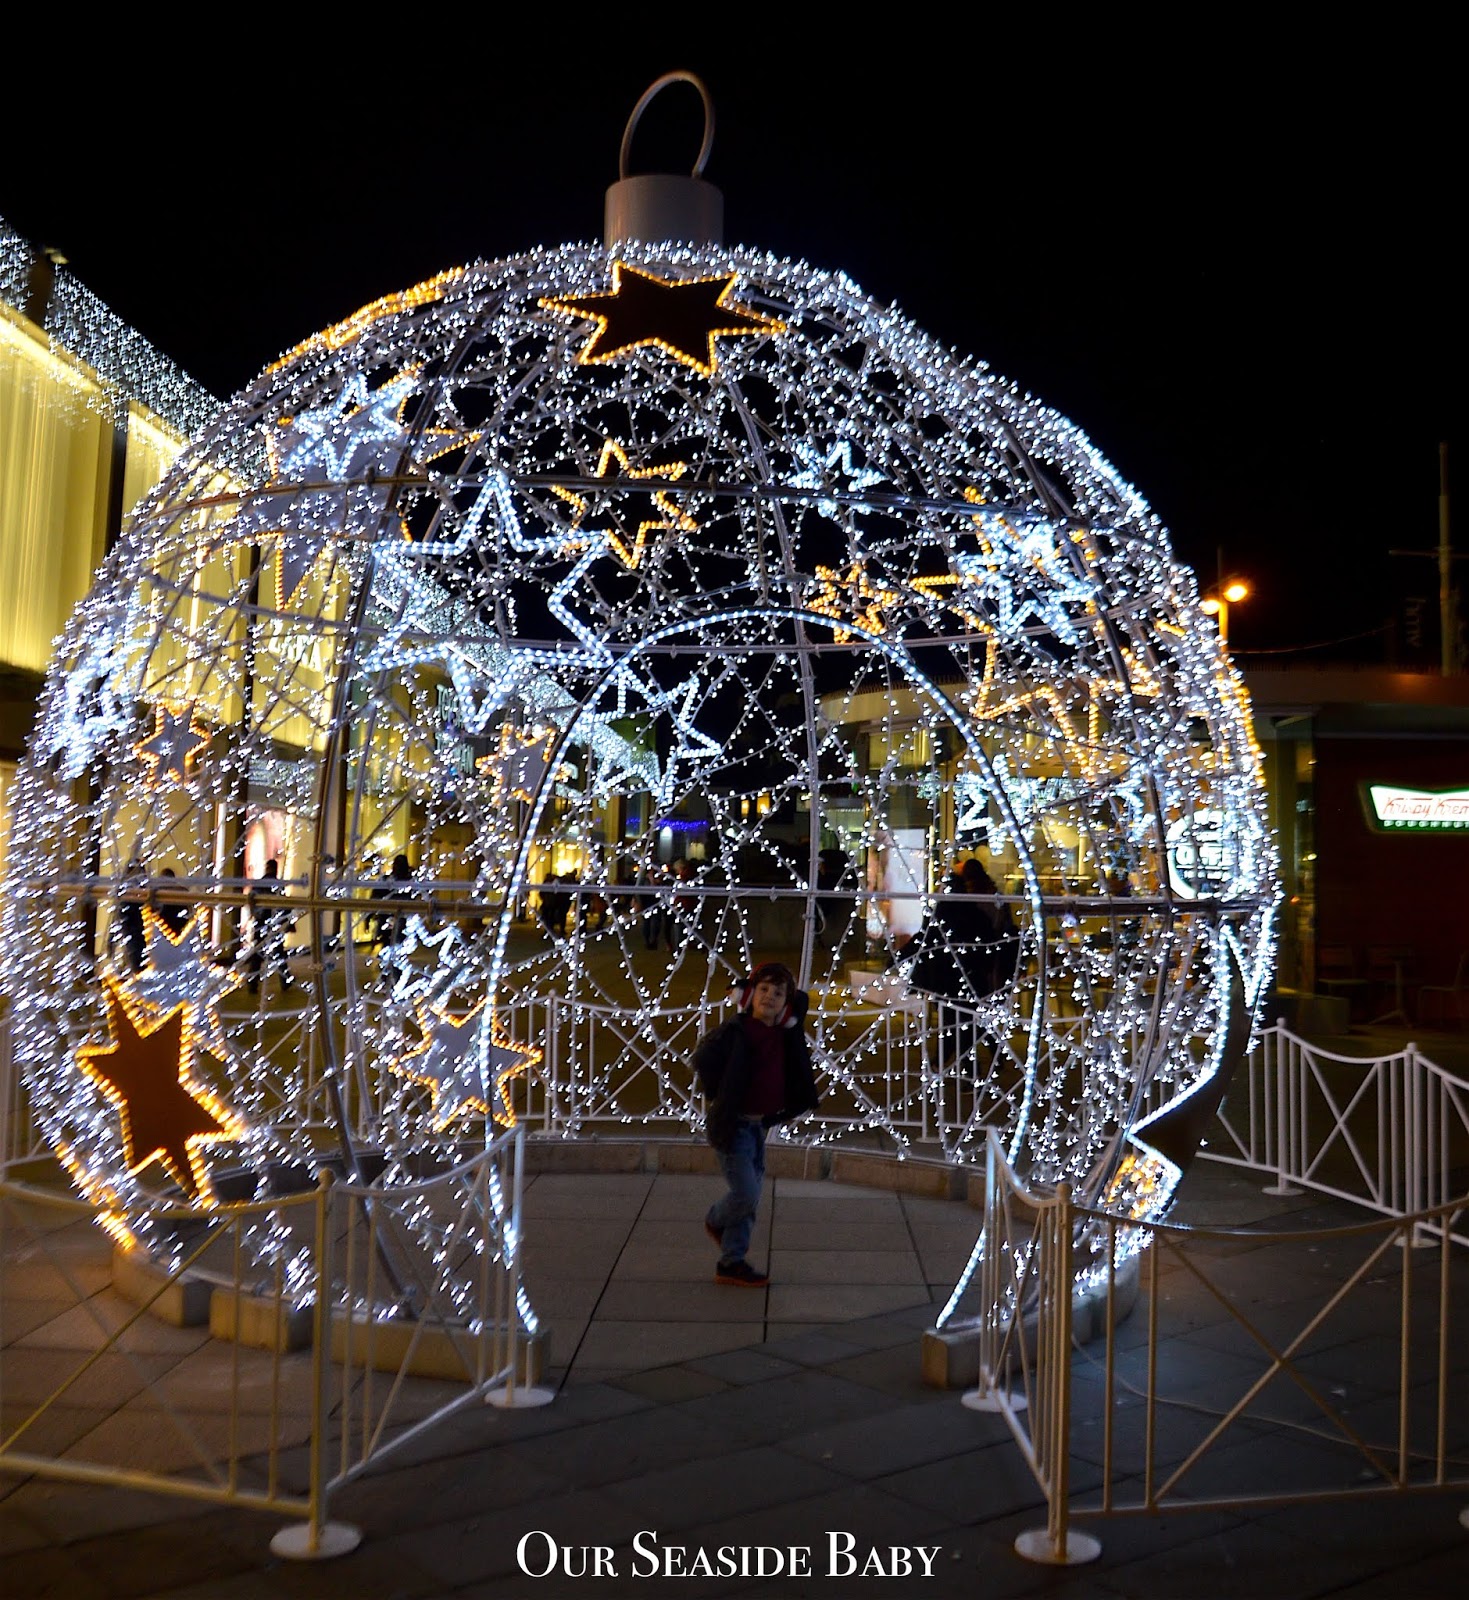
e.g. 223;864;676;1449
693;962;820;1285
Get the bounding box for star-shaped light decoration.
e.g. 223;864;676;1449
944;490;1099;645
378;915;465;1007
476;723;567;806
75;982;244;1203
643;672;726;806
135;704;209;786
129;910;242;1054
787;438;885;520
48;630;137;781
551;438;698;570
808;561;900;643
964;641;1107;782
393;1002;541;1129
228;370;469;605
541;261;785;378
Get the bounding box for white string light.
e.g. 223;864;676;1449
0;238;1277;1296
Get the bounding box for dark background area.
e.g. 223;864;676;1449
4;34;1454;663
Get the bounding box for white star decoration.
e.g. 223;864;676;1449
787;438;885;520
950;503;1098;644
128;912;241;1052
228;371;466;604
377;916;465;1006
47;631;136;780
394;1004;540;1128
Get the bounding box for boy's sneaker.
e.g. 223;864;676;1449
704;1218;722;1246
715;1258;769;1287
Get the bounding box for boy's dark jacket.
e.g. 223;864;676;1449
693;985;820;1150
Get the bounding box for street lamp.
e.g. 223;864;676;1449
1201;576;1250;643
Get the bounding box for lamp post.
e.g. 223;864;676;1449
1201;577;1250;643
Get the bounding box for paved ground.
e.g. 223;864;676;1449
3;1019;1467;1598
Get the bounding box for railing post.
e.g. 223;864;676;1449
1014;1185;1099;1566
1262;1020;1302;1196
269;1169;361;1560
1401;1045;1433;1249
487;1122;554;1410
545;994;558;1135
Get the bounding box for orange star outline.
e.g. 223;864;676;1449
75;981;244;1204
809;561;899;643
488;1013;542;1128
390;1001;542;1129
551;438;699;569
134;704;210;787
475;723;567;805
541;261;785;378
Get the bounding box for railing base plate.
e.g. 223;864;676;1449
1014;1527;1101;1565
486;1383;556;1408
962;1387;1027;1413
270;1521;363;1561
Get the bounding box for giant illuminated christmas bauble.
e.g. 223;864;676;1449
1;225;1276;1271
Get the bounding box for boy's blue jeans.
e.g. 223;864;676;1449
707;1120;766;1262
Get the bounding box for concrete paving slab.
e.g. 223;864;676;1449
14;1293;214;1355
769;1248;925;1286
571;1320;763;1371
683;1347;801;1386
2;1399;118;1460
766;1282;933;1322
608;1365;729;1403
769;1219;916;1250
610;1242;718;1278
600;1442;848;1529
0;1347;180;1410
636;1177;727;1219
593;1280;769;1323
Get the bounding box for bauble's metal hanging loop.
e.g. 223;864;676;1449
604;71;723;246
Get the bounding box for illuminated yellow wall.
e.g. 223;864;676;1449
0;309;189;678
0;310;112;671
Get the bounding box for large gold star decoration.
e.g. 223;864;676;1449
541;261;785;378
551;438;698;569
809;561;899;643
75;983;243;1203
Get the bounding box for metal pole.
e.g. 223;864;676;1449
1439;441;1454;676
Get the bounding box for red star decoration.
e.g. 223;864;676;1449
541;261;785;377
76;984;240;1202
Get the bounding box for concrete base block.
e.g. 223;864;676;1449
764;1145;832;1182
650;1143;721;1176
920;1255;1142;1388
111;1245;212;1327
830;1149;964;1200
330;1311;547;1386
209;1285;314;1352
523;1140;645;1174
921;1326;981;1390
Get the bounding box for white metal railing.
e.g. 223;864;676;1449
0;1125;536;1559
965;1129;1469;1566
1197;1023;1469;1248
9;992;1467;1221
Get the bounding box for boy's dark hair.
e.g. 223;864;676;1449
748;960;796;995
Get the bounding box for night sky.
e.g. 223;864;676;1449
5;36;1453;662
